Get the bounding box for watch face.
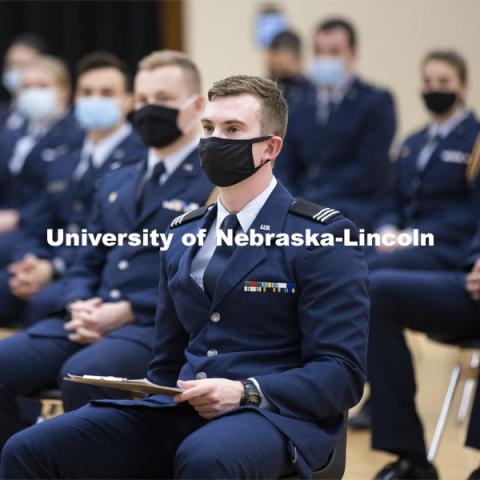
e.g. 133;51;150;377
249;392;261;406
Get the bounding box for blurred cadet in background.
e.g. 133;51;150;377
367;217;480;480
254;4;288;49
0;51;146;327
0;50;212;451
0;55;83;266
266;30;314;108
350;49;480;434
368;50;480;271
0;34;47;131
275;17;396;231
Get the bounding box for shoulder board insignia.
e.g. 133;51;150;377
289;199;341;224
170;205;210;228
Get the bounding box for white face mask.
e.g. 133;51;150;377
17;87;59;121
308;58;346;88
2;68;23;94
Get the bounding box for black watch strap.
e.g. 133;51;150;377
240;379;262;406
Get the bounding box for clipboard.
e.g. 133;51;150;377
64;374;184;396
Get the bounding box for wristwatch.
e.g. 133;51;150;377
240;379;262;406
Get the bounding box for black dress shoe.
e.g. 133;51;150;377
468;467;480;480
374;458;439;480
349;398;371;430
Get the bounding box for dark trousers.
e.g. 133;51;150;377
368;269;480;456
0;403;293;479
0;330;152;451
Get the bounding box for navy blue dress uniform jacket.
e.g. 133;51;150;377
275;77;396;230
374;112;480;268
95;181;370;477
15;129;146;268
27;149;213;349
0;111;84;212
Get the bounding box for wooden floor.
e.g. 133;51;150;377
345;332;480;479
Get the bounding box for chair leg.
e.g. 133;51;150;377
456;378;474;424
457;352;480;424
427;363;461;462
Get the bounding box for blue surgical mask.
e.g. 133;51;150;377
309;58;345;88
17;87;59;121
75;96;122;130
255;11;288;48
2;68;23;94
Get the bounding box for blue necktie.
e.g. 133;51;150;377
203;214;240;298
137;162;166;213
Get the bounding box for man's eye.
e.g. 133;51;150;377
228;126;240;133
202;125;213;133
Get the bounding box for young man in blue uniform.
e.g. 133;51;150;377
368;50;480;272
0;55;84;266
265;30;315;108
0;51;146;326
367;220;480;480
0;34;46;131
0;75;369;479
0;50;212;450
275;17;396;231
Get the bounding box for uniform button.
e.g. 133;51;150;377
67;223;79;233
73;201;84;212
109;289;121;299
207;349;218;357
196;372;208;380
411;177;421;189
210;312;221;323
118;260;129;270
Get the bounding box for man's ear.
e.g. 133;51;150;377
264;136;283;161
193;95;206;113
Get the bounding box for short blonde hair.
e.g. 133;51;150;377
138;50;201;93
208;75;288;138
28;55;71;91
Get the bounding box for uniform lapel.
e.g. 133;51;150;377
421;113;472;176
136;151;197;226
211;182;293;310
177;204;217;304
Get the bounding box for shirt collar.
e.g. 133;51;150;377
428;108;468;139
216;176;277;232
317;73;355;105
82;123;132;168
147;136;199;179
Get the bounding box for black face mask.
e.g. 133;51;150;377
422;91;458;115
133;104;182;148
199;136;272;187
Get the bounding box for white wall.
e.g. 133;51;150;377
184;0;480;139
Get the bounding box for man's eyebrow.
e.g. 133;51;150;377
200;118;247;126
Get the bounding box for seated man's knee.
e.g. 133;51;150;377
175;433;235;479
1;429;42;478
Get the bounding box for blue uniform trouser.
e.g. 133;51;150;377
368;269;480;456
0;331;152;451
0;403;293;479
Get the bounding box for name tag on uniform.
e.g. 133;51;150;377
162;199;199;213
42;145;69;162
441;150;469;164
46;180;68;193
244;281;296;294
